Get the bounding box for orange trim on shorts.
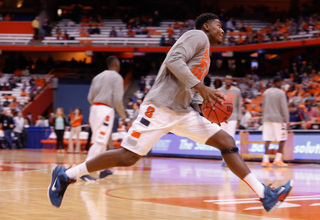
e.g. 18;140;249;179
131;131;141;139
93;102;110;107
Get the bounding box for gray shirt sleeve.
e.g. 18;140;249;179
280;92;289;123
236;89;242;121
112;75;126;119
164;32;207;89
87;78;95;105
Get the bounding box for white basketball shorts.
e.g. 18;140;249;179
262;122;287;142
220;120;237;138
89;104;115;145
121;103;222;156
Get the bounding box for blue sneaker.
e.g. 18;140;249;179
79;174;97;182
99;169;113;179
260;180;294;213
47;166;76;208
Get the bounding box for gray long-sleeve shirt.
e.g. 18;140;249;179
262;87;289;123
143;30;210;112
218;85;242;121
87;70;126;119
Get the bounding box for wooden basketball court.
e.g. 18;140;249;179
0;150;319;220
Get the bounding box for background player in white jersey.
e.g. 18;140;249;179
48;13;293;213
262;76;289;167
79;56;127;181
218;75;241;166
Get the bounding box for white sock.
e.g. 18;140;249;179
86;142;106;161
65;162;88;179
274;153;282;162
262;154;269;163
243;173;265;198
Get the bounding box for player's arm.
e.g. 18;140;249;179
280;92;290;129
193;82;224;108
87;78;95;105
236;89;242;128
164;32;223;106
112;76;127;121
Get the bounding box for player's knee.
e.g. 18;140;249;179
206;129;236;149
223;135;236;149
118;149;141;166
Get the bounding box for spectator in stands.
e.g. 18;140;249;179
118;27;125;37
127;28;135;37
68;107;83;153
167;35;176;46
48;112;55;127
21;67;30;76
138;76;146;92
239;106;252;129
290;91;303;104
26;112;34;126
153;11;160;26
56;26;62;39
149;76;155;88
92;25;100;34
159;35;166;46
63;30;70;40
35;115;48;127
31;17;40;40
305;103;319;121
0;109;14;149
21;87;27;97
42;18;51;37
0;14;3;21
3;98;10;107
1;83;8;91
109;26;117;37
167;24;174;36
9;98;19;109
236;20;246;32
131;102;140;122
51;108;68;153
226;17;236;31
289;102;306;129
8;77;17;89
135;25;143;35
13;111;25;149
213;76;222;89
79;27;89;37
88;25;94;35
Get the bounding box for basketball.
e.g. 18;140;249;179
201;91;233;124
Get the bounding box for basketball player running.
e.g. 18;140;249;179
48;13;293;212
218;75;241;167
262;76;289;167
79;56;127;181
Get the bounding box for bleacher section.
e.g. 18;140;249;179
0;18;319;47
0;74;45;114
0;34;33;45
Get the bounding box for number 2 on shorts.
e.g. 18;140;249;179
145;106;155;118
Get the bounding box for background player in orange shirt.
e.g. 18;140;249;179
68;108;83;153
